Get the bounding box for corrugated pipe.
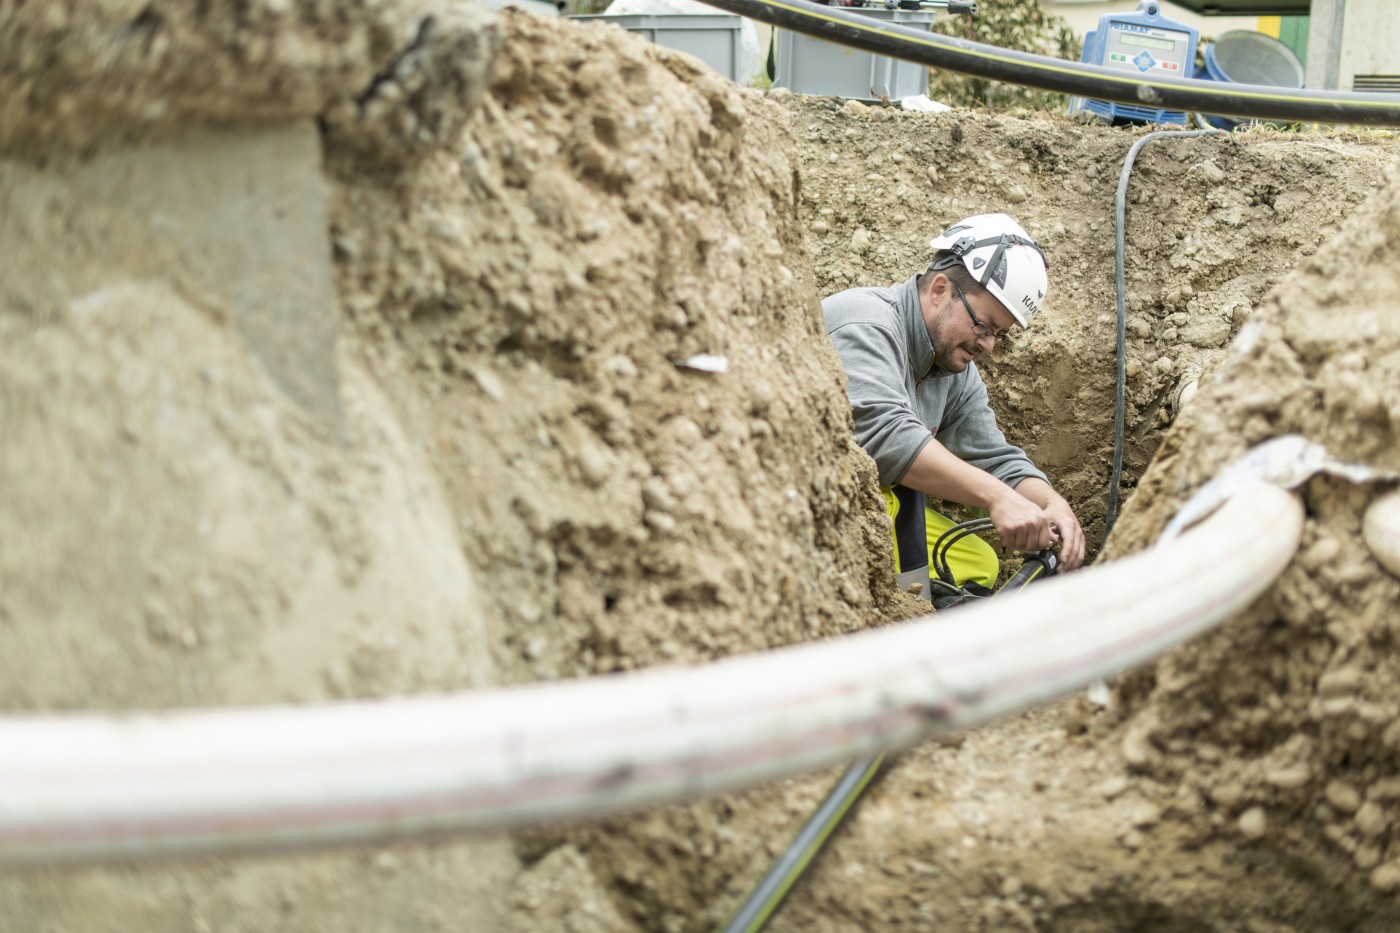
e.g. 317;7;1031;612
1;484;1302;871
693;0;1400;126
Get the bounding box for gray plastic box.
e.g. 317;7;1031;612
774;8;935;100
572;13;746;83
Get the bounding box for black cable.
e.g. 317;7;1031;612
933;518;991;581
933;517;992;584
720;753;887;933
934;523;993;584
1101;128;1221;550
693;0;1400;126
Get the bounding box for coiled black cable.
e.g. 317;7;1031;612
933;516;993;585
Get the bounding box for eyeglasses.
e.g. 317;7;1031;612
951;281;1012;343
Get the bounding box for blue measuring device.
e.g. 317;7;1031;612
1074;0;1199;125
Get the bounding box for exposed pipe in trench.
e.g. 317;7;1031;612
1;484;1303;870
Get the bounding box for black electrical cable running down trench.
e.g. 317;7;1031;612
1101;127;1223;549
720;752;888;933
694;0;1400;126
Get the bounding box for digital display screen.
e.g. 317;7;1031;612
1120;33;1177;52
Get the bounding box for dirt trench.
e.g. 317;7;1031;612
3;3;1400;931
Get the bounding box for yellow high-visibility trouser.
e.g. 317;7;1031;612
883;486;998;593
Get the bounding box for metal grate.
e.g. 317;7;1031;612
1354;75;1400;93
1084;97;1188;126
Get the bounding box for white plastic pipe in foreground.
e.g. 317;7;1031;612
0;484;1302;870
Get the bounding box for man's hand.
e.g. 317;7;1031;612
1003;477;1085;571
898;443;1081;565
1042;498;1085;571
987;492;1054;554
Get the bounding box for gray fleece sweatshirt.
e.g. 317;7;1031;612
822;274;1048;490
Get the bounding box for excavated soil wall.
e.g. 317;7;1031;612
3;3;1400;931
773;160;1400;933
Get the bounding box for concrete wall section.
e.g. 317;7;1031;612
0;122;343;431
1337;0;1400;87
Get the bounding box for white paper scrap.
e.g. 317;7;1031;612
676;354;729;374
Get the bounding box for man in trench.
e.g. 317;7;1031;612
822;213;1085;606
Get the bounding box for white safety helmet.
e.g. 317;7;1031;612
927;213;1049;328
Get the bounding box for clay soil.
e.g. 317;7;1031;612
4;3;1400;932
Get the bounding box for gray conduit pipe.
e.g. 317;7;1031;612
1102;127;1223;549
0;484;1303;871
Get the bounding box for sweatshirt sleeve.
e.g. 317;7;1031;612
827;320;935;487
937;367;1048;488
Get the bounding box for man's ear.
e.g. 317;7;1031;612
927;273;952;305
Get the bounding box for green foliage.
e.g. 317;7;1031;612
565;0;611;14
927;0;1081;111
